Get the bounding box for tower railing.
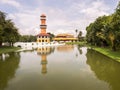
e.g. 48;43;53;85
40;25;47;29
40;17;46;20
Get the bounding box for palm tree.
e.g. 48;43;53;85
78;31;82;41
75;29;78;37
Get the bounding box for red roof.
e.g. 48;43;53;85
37;33;50;36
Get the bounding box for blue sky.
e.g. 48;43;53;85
0;0;119;36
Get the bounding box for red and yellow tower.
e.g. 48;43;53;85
40;14;46;33
37;14;50;43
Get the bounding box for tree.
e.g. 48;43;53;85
78;31;83;41
0;11;6;46
106;1;120;51
112;1;120;50
86;15;113;47
86;1;120;51
0;11;20;46
47;32;55;41
19;35;36;42
75;29;78;37
3;20;20;46
0;25;4;46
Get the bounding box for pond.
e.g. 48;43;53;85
0;45;120;90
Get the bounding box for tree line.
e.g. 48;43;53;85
86;1;120;51
0;11;44;46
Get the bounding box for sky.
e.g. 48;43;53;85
0;0;119;36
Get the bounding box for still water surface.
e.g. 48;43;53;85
0;45;120;90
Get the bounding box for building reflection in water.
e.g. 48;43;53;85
56;45;74;52
56;45;80;60
37;45;75;74
37;47;55;74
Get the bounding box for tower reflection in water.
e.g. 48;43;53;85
37;47;55;74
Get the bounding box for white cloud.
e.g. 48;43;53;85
61;0;110;36
80;0;109;18
1;0;21;8
8;8;41;35
7;0;111;36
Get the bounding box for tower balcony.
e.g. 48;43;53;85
40;17;46;20
40;25;47;29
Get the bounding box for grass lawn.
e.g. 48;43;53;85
94;47;120;62
0;46;21;54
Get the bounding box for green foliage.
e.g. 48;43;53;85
77;31;83;41
19;35;36;42
0;11;6;46
86;15;110;46
0;11;20;46
47;32;55;41
86;1;120;51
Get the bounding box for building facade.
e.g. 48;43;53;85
37;14;50;43
53;33;78;42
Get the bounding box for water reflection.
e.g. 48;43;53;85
37;47;55;74
77;45;83;55
1;46;120;90
0;52;20;90
36;45;75;74
56;45;74;52
86;49;120;90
